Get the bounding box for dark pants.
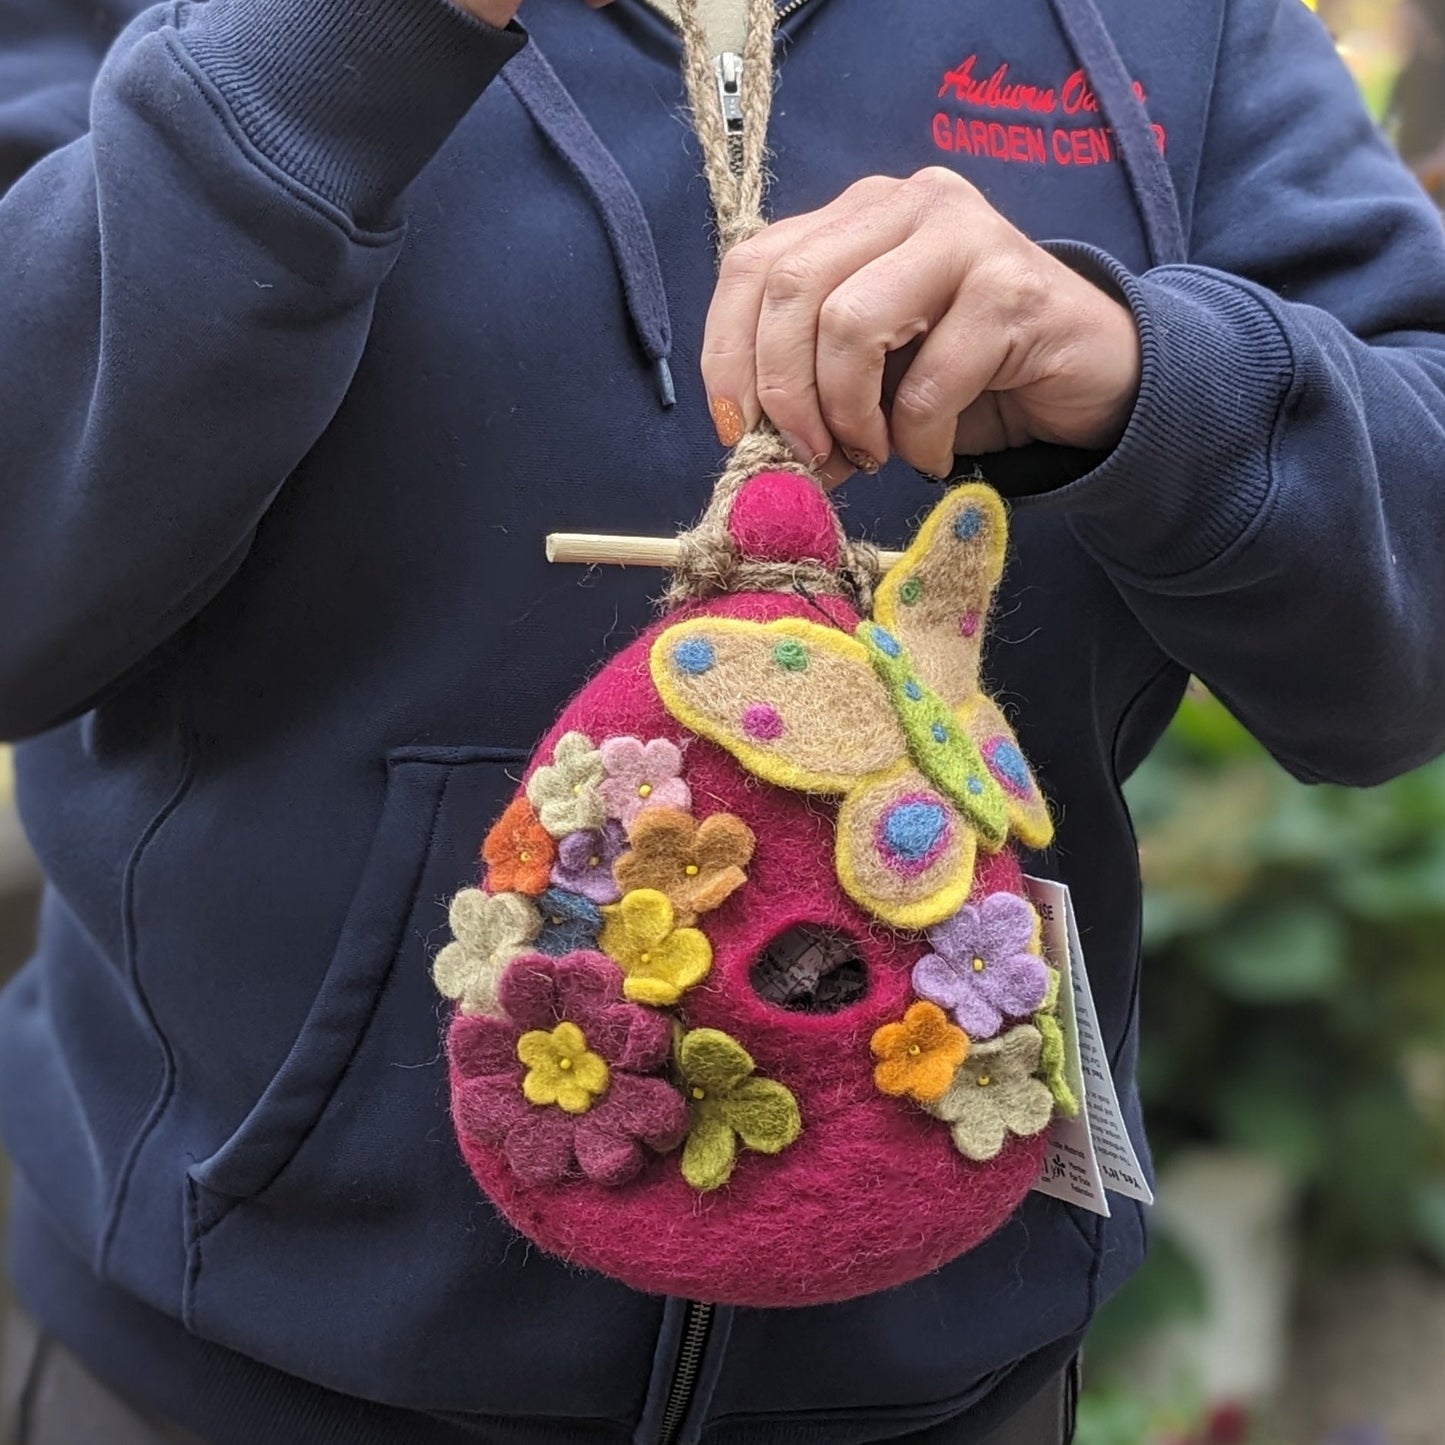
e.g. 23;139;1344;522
1;1303;1076;1444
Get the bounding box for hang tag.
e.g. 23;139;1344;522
1023;876;1154;1218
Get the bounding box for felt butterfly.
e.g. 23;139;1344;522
649;484;1053;931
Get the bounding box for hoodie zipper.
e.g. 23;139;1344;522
656;1301;715;1445
654;8;810;1429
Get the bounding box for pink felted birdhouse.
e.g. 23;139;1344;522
433;470;1074;1308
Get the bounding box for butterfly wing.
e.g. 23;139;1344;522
835;762;979;931
958;694;1054;849
650;616;905;793
872;483;1007;708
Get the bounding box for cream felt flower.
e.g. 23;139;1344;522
432;889;541;1016
526;731;607;838
598;736;691;826
598;889;711;1006
926;1024;1055;1161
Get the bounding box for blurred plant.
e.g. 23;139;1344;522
1076;1381;1292;1445
1124;688;1445;1268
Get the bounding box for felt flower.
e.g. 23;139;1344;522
598;889;712;1006
870;1000;970;1104
534;887;603;956
550;822;626;905
674;1027;801;1191
1032;964;1079;1115
912;892;1049;1040
1035;1011;1079;1116
926;1025;1056;1161
517;1022;609;1114
432;889;541;1016
598;736;691;826
613;807;754;924
449;952;689;1187
481;796;556;896
527;731;607;838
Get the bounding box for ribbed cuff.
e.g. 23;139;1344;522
177;0;526;225
1013;243;1297;580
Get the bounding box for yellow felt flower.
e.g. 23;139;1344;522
598;889;712;1006
516;1021;610;1114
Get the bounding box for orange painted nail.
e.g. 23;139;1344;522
710;397;745;448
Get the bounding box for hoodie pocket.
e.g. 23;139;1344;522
183;746;519;1218
180;744;666;1420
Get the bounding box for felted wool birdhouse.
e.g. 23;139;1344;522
433;468;1075;1308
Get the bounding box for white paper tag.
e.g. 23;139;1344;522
1023;876;1154;1216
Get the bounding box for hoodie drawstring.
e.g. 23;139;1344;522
1046;0;1188;267
506;1;1185;411
505;43;677;408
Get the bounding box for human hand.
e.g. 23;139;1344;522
701;167;1142;485
454;0;613;30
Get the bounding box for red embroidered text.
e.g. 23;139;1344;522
933;53;1167;167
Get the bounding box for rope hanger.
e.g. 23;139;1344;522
546;0;883;612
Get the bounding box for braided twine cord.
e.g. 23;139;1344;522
664;0;881;613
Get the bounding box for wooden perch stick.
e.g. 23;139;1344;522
546;532;905;570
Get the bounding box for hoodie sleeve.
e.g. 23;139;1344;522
0;0;523;741
1020;0;1445;787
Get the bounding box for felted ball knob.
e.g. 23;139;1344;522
727;471;841;569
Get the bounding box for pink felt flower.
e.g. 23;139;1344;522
912;892;1049;1041
598;737;691;826
448;952;688;1187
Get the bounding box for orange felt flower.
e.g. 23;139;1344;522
482;797;556;896
613;808;755;925
871;1000;970;1105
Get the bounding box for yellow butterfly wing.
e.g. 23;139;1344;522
957;694;1054;849
650;616;905;793
835;762;978;931
872;483;1008;708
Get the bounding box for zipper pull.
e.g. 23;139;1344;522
714;51;745;176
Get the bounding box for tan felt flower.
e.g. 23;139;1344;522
613;808;754;925
432;889;541;1016
526;731;607;838
926;1024;1055;1161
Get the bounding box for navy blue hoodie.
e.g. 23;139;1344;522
1;0;1443;1441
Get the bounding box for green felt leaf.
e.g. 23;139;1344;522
723;1077;801;1154
681;1109;737;1191
678;1027;754;1094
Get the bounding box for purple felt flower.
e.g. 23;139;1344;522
598;736;691;826
550;822;626;905
911;892;1049;1041
448;952;688;1187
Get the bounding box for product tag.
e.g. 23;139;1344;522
1023;876;1154;1217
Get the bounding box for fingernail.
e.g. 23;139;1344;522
819;452;855;489
711;397;745;448
842;446;881;475
777;428;816;466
